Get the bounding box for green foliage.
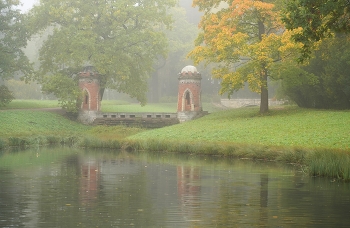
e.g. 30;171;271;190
5;79;42;99
280;35;350;109
0;85;15;106
41;72;81;112
282;0;350;60
0;0;32;80
26;0;177;111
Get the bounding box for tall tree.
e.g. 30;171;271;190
282;0;350;60
189;0;288;113
26;0;176;111
0;0;32;80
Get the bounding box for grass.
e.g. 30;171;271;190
129;106;350;150
0;99;60;109
0;110;90;137
0;109;144;149
101;101;177;113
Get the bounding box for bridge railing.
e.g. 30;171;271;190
98;112;178;119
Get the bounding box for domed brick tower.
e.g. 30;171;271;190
177;65;203;122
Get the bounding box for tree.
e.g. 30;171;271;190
0;0;32;80
189;0;296;113
26;0;176;111
282;0;350;60
280;34;350;109
0;85;14;106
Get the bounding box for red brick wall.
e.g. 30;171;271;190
177;76;202;112
79;72;100;111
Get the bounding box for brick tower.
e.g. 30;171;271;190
177;65;202;122
78;66;101;124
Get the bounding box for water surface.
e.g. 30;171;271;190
1;147;349;227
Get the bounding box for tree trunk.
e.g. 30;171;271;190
260;69;269;113
258;14;268;113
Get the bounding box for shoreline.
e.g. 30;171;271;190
0;107;349;180
1;135;349;181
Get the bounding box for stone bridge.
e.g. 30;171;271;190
93;112;179;128
78;65;207;127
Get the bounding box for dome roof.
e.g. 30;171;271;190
181;65;198;74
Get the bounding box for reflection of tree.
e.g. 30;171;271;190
0;170;30;227
259;174;269;226
205;172;269;227
36;154;82;227
177;166;201;221
79;160;100;207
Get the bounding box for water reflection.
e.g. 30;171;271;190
1;148;350;227
177;166;201;222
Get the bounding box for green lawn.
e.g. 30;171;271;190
0;110;146;141
101;101;177;113
0;100;60;109
0;110;90;137
129;106;350;150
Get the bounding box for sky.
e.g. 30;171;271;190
18;0;38;12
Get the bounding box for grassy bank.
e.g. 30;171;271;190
0;110;145;148
129;106;349;150
1;102;350;180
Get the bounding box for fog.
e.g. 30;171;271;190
19;0;37;12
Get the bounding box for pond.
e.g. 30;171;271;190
0;147;350;227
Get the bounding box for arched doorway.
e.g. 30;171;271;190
183;89;193;111
82;89;91;110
